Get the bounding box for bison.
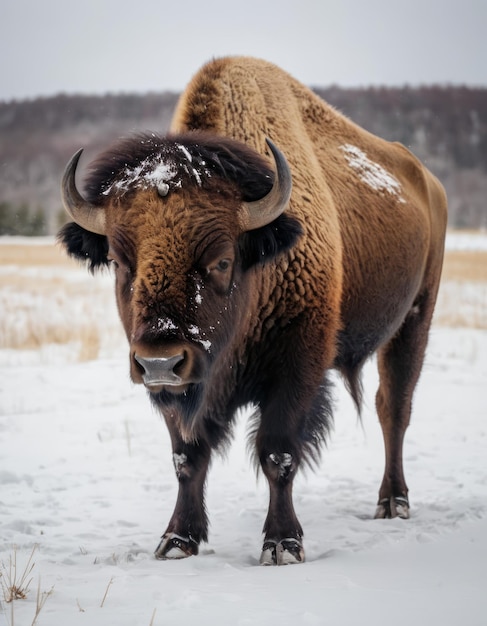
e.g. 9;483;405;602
58;56;447;565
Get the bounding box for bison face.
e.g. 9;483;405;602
107;190;246;396
58;133;302;409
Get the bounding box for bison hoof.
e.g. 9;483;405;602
375;496;410;520
154;533;199;560
260;538;305;566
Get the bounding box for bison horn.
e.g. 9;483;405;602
240;139;293;231
61;149;107;235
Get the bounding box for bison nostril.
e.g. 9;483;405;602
134;355;147;377
134;353;185;387
172;350;187;376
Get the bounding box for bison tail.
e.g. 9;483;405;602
340;364;364;419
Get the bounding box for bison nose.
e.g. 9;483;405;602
134;353;185;388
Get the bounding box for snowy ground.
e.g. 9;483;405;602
0;235;486;625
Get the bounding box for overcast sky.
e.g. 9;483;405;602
1;0;486;102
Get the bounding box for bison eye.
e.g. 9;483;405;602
204;256;234;294
215;259;231;272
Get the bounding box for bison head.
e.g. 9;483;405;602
58;133;301;429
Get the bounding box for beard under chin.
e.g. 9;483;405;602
149;383;205;437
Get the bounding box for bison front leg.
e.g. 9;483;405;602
259;451;304;566
255;348;333;565
155;417;211;559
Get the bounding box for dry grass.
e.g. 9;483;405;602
441;250;487;283
435;248;487;328
0;237;485;361
0;273;105;357
0;242;72;267
0;240;123;359
434;247;487;329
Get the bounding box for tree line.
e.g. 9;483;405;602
0;85;485;235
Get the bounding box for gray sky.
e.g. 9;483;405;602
1;0;486;102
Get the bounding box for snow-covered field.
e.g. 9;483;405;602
0;234;486;625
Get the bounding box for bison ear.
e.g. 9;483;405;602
238;213;303;270
57;222;109;274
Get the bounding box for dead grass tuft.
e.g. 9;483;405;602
0;545;54;626
0;545;36;603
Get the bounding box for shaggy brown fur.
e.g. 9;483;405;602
171;57;447;401
58;57;447;565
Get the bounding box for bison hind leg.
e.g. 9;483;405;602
375;288;438;520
